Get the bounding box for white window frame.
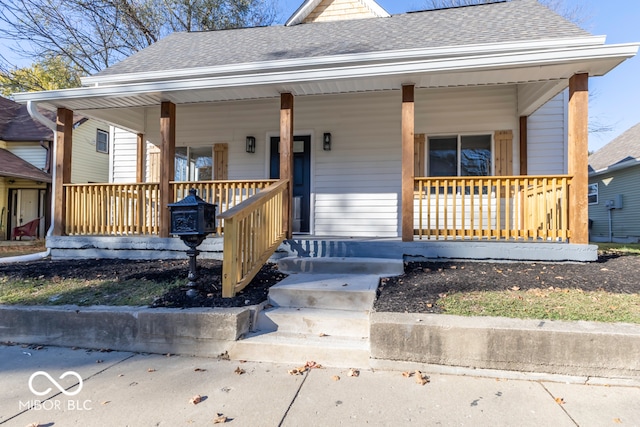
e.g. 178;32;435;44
588;183;598;205
426;133;494;177
96;129;109;154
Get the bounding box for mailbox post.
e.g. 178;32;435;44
168;189;217;297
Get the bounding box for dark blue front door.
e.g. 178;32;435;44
270;136;311;233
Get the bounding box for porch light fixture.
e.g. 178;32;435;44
323;133;332;151
246;136;256;153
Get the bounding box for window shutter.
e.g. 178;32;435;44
214;143;228;180
494;130;513;176
148;148;160;182
414;134;425;177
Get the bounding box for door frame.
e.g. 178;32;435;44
266;130;315;235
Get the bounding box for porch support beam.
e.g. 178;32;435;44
136;133;146;183
519;116;528;175
53;107;73;236
568;73;589;244
402;85;415;242
280;93;294;239
159;102;176;238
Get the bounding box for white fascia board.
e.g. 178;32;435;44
285;0;322;26
16;43;639;106
81;36;607;87
589;159;640;178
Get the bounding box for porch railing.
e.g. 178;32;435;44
414;175;572;242
65;183;160;235
64;180;276;236
217;179;288;298
172;180;276;235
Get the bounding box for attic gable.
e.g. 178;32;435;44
286;0;390;26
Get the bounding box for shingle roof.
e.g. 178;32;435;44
94;0;591;78
0;148;51;182
589;123;640;171
0;96;53;141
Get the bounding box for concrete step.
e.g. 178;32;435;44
268;274;380;311
277;256;404;276
256;307;370;338
229;331;371;368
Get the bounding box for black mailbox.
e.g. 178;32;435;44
168;188;216;236
167;188;217;297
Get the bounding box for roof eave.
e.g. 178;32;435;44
14;42;639;111
589;158;640;177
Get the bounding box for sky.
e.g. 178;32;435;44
275;0;640;152
1;0;638;152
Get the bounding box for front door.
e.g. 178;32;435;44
8;189;44;239
270;136;311;233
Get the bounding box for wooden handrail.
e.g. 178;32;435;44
219;179;289;298
414;175;572;242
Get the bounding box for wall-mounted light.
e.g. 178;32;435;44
8;179;15;184
246;136;256;153
323;133;332;151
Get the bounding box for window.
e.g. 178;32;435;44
96;129;109;153
588;183;598;205
428;134;492;177
175;146;213;181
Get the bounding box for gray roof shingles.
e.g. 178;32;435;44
94;0;591;78
589;123;640;171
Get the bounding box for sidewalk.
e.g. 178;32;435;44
1;344;639;426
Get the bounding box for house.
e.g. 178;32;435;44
0;96;110;239
13;0;639;293
588;123;640;243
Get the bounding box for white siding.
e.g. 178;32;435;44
527;91;567;175
7;143;47;170
111;127;139;183
112;87;522;237
71;120;109;183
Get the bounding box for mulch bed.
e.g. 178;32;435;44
0;253;638;312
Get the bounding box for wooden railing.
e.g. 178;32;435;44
65;183;160;235
414;175;572;242
64;180;276;236
172;180;276;235
218;179;289;298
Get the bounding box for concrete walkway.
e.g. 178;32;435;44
1;344;639;426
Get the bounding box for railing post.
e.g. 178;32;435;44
222;216;239;298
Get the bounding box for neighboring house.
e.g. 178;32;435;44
588;123;640;243
0;96;110;240
13;0;639;267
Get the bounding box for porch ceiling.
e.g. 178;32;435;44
13;42;638;133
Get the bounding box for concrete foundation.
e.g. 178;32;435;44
47;236;598;262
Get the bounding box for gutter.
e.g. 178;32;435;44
1;100;60;262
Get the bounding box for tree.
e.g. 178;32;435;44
0;0;277;82
0;56;82;96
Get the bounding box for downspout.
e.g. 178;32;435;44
0;101;57;263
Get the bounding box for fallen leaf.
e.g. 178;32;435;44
147;368;156;373
319;333;328;337
101;401;111;405
305;361;322;369
26;423;39;427
426;303;433;308
213;414;228;424
511;286;520;291
555;397;565;405
401;371;413;378
415;370;429;386
601;268;609;271
613;418;622;424
347;368;359;377
234;367;245;375
96;359;104;364
288;369;304;376
189;395;202;405
194;368;206;372
331;375;341;381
